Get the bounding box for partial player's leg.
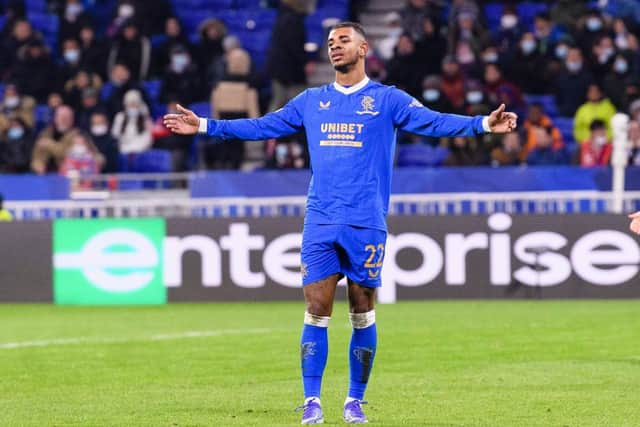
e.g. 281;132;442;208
337;225;385;424
298;224;341;424
298;275;339;424
344;281;377;424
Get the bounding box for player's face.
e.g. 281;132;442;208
327;27;367;73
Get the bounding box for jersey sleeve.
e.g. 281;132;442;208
389;87;486;137
204;90;306;139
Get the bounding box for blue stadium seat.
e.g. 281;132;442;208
100;82;114;101
524;94;558;118
135;149;173;173
517;2;548;31
143;79;162;103
35;104;51;129
554;116;575;145
484;3;504;34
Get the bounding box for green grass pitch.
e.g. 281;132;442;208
1;300;639;426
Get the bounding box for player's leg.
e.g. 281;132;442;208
298;224;341;424
344;281;377;423
338;225;386;423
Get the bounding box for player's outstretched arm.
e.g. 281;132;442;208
163;104;199;135
487;103;518;133
629;211;640;234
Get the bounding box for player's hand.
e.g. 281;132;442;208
629;211;640;234
163;104;200;135
488;103;518;134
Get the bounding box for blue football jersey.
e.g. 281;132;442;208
203;78;486;231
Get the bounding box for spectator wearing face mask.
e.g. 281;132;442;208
508;32;548;94
589;35;617;83
0;116;34;173
555;47;593;117
462;79;490;116
89;111;119;173
421;75;455;114
573;83;616;144
577;10;607;55
575;119;612;167
612;18;639;53
0;83;35;135
111;89;152;156
546;37;573;82
57;37;85;91
603;52;638;111
0;18;35;76
152;16;193;78
31;104;80;174
195;18;226;90
533;12;565;57
376;12;403;61
107;18;151;82
74;87;104;132
59;132;103;187
160;46;203;105
58;0;92;44
495;7;521;57
483;63;523;112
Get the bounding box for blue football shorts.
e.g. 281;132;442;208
301;223;388;288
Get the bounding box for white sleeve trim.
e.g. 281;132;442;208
482;116;492;133
198;118;208;134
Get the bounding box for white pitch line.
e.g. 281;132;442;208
0;328;276;350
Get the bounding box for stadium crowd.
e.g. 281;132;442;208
0;0;639;178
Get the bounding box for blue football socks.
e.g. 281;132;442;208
301;312;330;399
348;311;377;400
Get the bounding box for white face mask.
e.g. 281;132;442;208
566;61;582;73
501;14;518;30
614;59;629;74
615;34;629;50
555;45;569;59
170;54;189;73
65;3;83;19
520;40;536;54
7;127;24;140
482;52;498;63
4;96;19;108
423;89;440;102
126;107;140;117
70;143;89;157
91;124;108;136
466;91;483;104
64;49;80;63
586;17;603;32
118;4;135;18
593;135;607;146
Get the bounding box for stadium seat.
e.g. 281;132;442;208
554;116;575;145
516;2;548;31
100;82;114;101
524;94;558;118
143;80;162;104
484;3;504;34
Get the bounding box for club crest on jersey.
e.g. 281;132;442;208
319;100;331;110
356;96;380;116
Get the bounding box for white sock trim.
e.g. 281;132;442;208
345;397;358;405
349;310;375;329
305;396;321;404
304;311;331;327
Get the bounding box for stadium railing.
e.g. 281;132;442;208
7;190;640;220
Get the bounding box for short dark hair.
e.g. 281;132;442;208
590;119;606;130
330;21;367;40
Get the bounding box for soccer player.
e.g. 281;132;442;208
164;22;517;424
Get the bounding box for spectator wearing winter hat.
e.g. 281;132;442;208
111;89;152;156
